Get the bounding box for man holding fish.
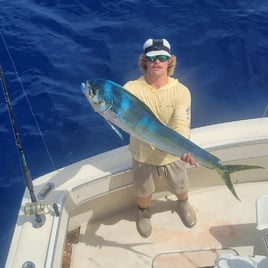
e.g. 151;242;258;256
124;39;198;238
82;39;261;238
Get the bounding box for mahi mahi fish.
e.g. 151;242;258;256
81;79;263;201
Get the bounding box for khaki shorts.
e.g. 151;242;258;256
132;159;189;197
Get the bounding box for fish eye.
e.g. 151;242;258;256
87;80;96;97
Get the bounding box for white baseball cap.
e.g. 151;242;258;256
143;38;171;57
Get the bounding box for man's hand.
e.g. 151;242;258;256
181;153;200;168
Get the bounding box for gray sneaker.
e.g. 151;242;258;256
177;199;197;228
136;207;152;238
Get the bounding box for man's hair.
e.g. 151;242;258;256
138;55;176;76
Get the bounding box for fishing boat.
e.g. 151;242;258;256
4;115;268;267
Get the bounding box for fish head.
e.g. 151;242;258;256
81;80;112;113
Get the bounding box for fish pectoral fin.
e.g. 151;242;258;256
106;120;124;140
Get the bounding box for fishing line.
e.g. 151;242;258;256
0;31;56;170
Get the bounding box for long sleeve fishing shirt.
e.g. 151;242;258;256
124;76;191;166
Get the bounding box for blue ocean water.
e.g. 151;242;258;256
0;0;268;266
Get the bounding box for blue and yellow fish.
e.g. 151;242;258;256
81;79;263;201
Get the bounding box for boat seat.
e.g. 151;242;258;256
256;194;268;231
213;254;268;268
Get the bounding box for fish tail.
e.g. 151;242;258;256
216;164;264;201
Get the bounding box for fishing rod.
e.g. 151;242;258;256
0;65;44;225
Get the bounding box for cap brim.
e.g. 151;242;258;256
145;50;171;57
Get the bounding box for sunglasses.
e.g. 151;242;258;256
145;55;170;62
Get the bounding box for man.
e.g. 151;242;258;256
124;38;198;238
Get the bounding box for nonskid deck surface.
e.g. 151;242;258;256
70;182;268;268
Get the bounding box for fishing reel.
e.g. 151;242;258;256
23;182;60;228
24;201;59;217
23;201;60;228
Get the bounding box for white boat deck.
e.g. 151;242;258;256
69;181;268;268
